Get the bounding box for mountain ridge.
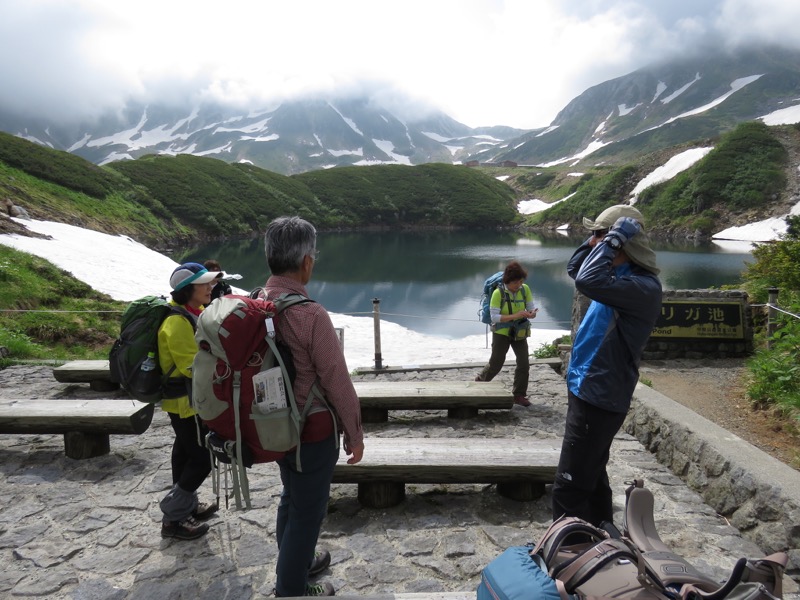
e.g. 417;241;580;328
487;45;800;168
2;45;798;177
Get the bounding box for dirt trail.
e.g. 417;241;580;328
639;358;799;470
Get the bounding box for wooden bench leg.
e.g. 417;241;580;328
497;481;546;501
64;432;111;459
447;406;479;419
361;407;389;423
90;380;120;392
358;482;405;508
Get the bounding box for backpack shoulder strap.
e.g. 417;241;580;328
679;552;789;600
556;538;670;597
274;292;315;312
169;304;197;331
523;283;533;303
494;283;511;315
554;538;638;590
533;517;609;567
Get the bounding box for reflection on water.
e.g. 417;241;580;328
174;231;753;339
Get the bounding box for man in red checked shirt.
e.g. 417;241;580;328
261;216;364;598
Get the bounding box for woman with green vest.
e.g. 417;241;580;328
475;261;538;407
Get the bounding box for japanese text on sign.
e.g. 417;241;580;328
650;300;745;339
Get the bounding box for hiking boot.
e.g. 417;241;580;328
193;501;219;521
474;375;483;382
309;550;331;576
513;395;532;407
161;516;209;540
303;582;335;596
274;582;335;597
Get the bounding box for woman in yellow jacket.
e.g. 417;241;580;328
158;262;220;541
475;261;538;406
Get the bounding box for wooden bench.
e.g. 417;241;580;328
352;380;511;422
353;356;564;375
52;364;513;422
0;398;155;459
332;436;560;508
52;359;118;391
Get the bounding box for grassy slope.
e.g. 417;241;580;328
0;132;190;247
294;163;519;227
1;134;522;249
498;121;800;237
0;244;123;361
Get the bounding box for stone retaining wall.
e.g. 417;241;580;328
625;383;800;578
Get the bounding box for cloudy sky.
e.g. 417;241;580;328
1;0;799;130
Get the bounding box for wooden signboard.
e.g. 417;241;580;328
650;300;745;340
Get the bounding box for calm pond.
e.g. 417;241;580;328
174;230;754;339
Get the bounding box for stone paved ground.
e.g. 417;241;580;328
0;364;797;599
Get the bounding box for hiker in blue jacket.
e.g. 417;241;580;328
552;205;662;527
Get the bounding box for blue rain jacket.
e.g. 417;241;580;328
566;238;662;414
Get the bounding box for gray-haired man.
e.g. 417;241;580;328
262;216;364;597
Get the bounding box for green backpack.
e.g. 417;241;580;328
109;295;194;403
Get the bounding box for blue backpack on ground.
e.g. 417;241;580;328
477;545;570;600
479;271;507;325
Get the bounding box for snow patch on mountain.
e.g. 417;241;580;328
665;75;763;125
330;104;363;136
652;81;667;103
214;117;271;134
660;73;701;104
536;126;558;137
68;133;91;152
421;131;452;142
630;147;714;201
760;103;800;126
241;134;279;142
328;148;364;157
373;139;411;165
539;139;609;167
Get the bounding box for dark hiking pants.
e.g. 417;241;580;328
551;391;627;526
477;332;530;396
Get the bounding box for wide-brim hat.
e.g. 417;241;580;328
170;262;221;291
583;205;660;275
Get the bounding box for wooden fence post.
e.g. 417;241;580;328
372;298;383;370
767;287;779;349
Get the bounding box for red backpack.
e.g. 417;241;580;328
192;294;333;509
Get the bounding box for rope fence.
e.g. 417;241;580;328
1;298;570;371
765;287;800;350
0;306;571;326
9;293;796;369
